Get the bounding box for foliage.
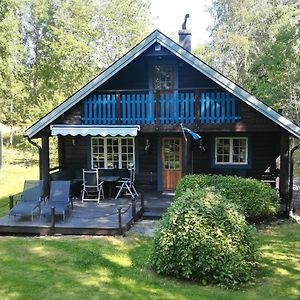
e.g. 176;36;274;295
0;0;26;130
201;0;300;122
0;0;151;128
204;0;275;84
97;0;151;68
175;175;279;220
0;223;297;299
151;188;258;286
250;4;300;122
0;144;299;298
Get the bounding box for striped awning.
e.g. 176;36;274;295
50;125;140;137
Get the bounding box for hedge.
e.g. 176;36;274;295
175;174;279;220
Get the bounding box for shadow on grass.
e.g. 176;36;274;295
0;223;298;299
0;236;210;300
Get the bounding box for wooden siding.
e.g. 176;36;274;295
192;133;280;179
249;132;280;178
191;134;211;174
26;31;300;140
98;56;148;91
54;96;281;134
179;61;221;89
136;135;158;190
48;48;282;134
63;136;89;172
55;103;83;125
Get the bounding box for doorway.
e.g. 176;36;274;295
162;137;182;191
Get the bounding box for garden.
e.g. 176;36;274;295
0;140;299;299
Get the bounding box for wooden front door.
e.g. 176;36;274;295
162;138;182;191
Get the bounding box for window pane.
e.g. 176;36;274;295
153;65;173;90
216;138;247;164
92;137;134;169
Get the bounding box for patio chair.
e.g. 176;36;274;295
81;169;104;203
9;180;44;221
115;166;138;200
40;180;71;222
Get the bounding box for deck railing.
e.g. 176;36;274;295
83;89;240;125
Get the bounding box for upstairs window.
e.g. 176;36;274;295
91;137;135;169
215;137;248;165
153;65;173;90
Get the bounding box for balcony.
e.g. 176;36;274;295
83;89;240;126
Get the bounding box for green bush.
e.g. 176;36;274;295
151;188;258;286
175;174;279;220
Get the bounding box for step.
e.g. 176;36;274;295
144;206;169;213
143;211;164;220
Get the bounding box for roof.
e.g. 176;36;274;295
25;30;300;139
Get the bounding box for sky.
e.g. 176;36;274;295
150;0;213;47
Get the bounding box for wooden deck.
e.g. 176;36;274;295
0;193;173;236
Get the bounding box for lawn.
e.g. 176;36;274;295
0;138;299;299
0;223;299;300
0;144;39;216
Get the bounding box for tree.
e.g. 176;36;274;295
202;0;299;122
250;4;300;122
20;0;151;122
20;0;103;119
205;0;275;85
0;0;26;142
96;0;151;68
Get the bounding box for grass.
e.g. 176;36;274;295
0;144;39;216
0;135;299;299
0;223;298;300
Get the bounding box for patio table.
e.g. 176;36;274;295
99;176;120;198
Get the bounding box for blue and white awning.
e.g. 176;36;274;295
50;125;140;137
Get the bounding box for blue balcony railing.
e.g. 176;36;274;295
83;89;240;125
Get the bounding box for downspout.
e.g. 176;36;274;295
288;143;300;215
27;136;42;180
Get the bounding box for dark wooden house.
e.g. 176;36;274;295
25;29;300;207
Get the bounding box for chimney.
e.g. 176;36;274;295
179;14;191;52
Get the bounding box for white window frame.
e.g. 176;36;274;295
91;137;135;169
215;137;248;165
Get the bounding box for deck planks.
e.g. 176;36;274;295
0;193;172;236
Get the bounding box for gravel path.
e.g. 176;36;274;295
129;220;160;237
129;181;300;237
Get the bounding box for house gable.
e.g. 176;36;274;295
25;30;300;139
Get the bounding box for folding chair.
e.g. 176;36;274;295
81;169;104;203
115;165;138;200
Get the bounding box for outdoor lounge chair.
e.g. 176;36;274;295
9;180;44;221
41;180;71;222
115;166;138;200
81;169;104;203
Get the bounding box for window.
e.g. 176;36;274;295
91;137;135;169
153;65;173;90
163;138;181;170
215;137;248;165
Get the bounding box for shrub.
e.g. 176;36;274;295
151;188;258;286
175;174;279;220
